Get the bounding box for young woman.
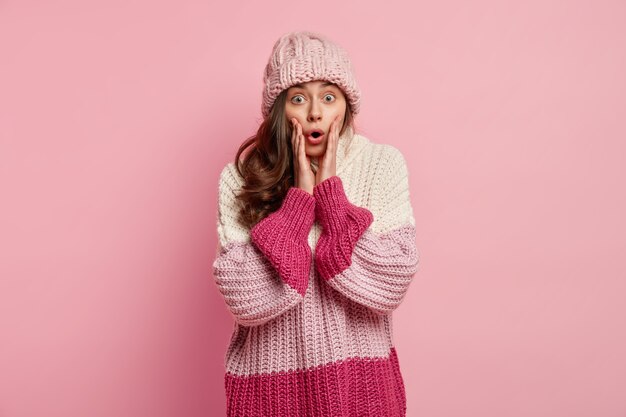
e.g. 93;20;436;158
212;31;420;417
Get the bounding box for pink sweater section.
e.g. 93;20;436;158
250;186;315;296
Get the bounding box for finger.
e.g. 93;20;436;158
291;119;300;175
294;120;302;157
327;118;338;155
297;123;307;165
299;127;305;164
294;121;301;160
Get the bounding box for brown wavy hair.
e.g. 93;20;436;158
234;86;356;229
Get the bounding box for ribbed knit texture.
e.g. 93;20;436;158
250;186;316;296
313;175;374;283
212;128;419;416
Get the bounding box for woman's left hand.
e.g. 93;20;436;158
316;115;341;185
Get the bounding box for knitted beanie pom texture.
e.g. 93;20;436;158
261;31;361;119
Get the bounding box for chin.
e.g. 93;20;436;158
305;143;327;157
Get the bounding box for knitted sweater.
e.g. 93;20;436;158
212;130;419;417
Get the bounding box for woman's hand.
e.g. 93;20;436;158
316;115;341;185
290;118;315;195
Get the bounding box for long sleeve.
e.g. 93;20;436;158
313;147;419;315
212;163;315;327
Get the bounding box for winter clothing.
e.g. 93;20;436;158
212;127;419;416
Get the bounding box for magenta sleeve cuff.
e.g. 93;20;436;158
313;176;374;281
249;187;315;295
252;186;316;244
313;176;373;234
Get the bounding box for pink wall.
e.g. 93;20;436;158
1;0;625;416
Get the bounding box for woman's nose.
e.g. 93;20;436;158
307;107;321;122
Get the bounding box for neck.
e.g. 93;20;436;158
310;157;319;174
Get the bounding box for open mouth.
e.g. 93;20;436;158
307;129;325;138
305;128;325;144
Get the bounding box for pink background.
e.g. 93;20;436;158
1;0;625;416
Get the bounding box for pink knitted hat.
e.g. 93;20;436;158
261;31;361;119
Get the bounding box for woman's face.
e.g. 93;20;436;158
284;80;347;158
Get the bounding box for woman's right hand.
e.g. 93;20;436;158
290;118;315;195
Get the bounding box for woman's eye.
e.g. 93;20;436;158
291;94;335;104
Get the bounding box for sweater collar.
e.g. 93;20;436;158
336;126;369;175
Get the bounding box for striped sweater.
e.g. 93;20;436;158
212;129;420;416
